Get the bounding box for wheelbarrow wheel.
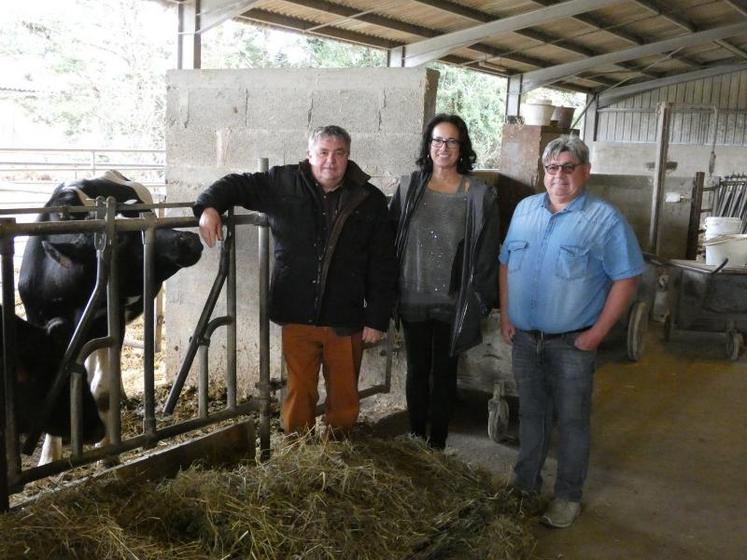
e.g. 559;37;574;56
726;331;743;361
627;301;649;362
487;396;510;443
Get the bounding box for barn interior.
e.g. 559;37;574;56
2;1;747;559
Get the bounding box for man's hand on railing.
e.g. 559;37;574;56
198;207;223;247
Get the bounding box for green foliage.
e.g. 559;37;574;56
202;24;273;69
303;37;386;68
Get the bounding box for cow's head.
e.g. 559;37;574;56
25;172;203;297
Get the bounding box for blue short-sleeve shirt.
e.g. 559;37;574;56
498;191;644;333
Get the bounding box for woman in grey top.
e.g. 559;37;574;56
389;114;501;449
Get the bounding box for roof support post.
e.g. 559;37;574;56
583;93;599;142
178;0;202;70
650;102;672;254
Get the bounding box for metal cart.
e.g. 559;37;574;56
665;259;747;360
458;263;658;444
624;260;659;362
458;309;516;443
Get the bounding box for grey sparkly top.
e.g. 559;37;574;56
399;176;467;323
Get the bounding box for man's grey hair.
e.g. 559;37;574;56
308;125;351;151
542;135;589;165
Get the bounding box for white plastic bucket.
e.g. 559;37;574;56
551;106;576;128
704;216;742;241
704;233;747;266
522;103;555;126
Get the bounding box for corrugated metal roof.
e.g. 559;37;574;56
189;0;747;97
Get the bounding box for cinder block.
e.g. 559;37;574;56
310;89;380;132
166;86;190;129
352;132;421;178
217;128;303;168
246;89;311;129
380;88;429;134
166;126;220;168
187;88;246;129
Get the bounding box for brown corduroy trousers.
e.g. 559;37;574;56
281;324;363;433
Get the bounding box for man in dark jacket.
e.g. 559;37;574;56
193;125;397;435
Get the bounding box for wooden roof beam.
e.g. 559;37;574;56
531;0;700;68
411;0;659;79
633;0;726;67
401;0;623;67
279;0;438;37
281;0;620;77
239;9;396;48
522;21;747;91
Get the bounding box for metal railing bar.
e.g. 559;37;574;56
163;228;234;415
0;213;268;233
13;400;260;488
19;200;114;456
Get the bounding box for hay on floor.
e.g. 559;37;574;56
0;434;536;560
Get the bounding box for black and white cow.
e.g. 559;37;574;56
19;171;203;463
1;307;105;445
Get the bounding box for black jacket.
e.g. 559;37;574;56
193;161;397;332
389;170;500;355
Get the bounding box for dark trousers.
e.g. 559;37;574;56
401;319;459;449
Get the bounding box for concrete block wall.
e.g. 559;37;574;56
164;68;438;405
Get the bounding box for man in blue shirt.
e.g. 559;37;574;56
499;135;644;528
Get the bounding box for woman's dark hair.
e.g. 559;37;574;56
416;113;477;174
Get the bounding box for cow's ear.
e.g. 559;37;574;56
42;234;91;267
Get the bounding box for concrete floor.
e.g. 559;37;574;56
379;323;747;559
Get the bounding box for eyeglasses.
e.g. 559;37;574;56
431;137;461;149
544;162;584;175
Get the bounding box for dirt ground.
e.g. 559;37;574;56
381;322;747;560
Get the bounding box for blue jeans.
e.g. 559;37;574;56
512;329;596;501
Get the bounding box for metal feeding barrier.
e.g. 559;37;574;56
711;174;747;232
0;197;271;511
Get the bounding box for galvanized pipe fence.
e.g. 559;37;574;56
0;198;271;512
